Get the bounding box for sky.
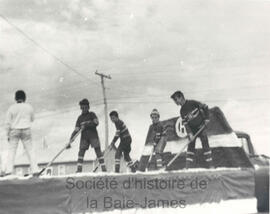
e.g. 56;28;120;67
0;0;270;163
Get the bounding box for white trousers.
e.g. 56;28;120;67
6;128;39;174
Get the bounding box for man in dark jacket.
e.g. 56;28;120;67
110;111;135;173
171;91;213;169
68;99;106;173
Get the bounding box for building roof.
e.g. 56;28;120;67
14;139;96;166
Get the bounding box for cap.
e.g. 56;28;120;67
150;108;160;117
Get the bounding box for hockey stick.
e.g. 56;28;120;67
146;144;156;171
37;129;82;177
165;121;209;169
144;126;170;171
92;145;114;172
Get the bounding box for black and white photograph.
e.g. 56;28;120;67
0;0;269;213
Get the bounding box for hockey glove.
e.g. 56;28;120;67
66;143;71;149
110;141;117;150
187;133;193;141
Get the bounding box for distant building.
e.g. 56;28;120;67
14;142;127;176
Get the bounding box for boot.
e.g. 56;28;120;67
115;164;120;173
76;165;82;173
96;156;106;172
101;164;107;172
127;161;136;173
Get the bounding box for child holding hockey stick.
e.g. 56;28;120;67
68;99;106;173
147;109;167;170
109;111;136;173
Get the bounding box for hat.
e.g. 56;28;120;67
150;109;160;117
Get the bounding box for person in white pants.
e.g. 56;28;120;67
5;90;39;176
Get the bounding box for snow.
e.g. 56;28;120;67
0;167;245;181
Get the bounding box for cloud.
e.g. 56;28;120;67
0;0;269;160
222;100;270;155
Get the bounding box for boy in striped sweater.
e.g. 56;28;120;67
110;111;135;173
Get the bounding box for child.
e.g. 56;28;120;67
68;99;106;172
109;111;135;173
5;90;39;176
149;109;167;169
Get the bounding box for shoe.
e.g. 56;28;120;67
130;167;136;173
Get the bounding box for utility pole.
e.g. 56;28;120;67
95;70;111;148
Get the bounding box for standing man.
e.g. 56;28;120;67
5;90;39;176
109;111;136;173
148;109;167;169
170;91;213;169
68;99;106;173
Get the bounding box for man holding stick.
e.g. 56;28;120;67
171;91;213;169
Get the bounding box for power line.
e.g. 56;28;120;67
2;12;268;99
0;13;135;99
0;14;98;85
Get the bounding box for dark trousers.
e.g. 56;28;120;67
115;137;132;172
186;128;213;168
115;149;132;162
154;136;167;169
77;147;106;172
